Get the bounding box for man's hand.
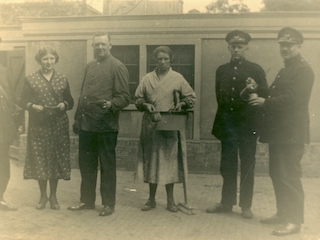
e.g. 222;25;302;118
102;100;111;109
246;77;258;93
246;77;257;85
143;103;156;113
249;97;265;107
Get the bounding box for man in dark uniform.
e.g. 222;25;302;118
68;32;130;216
250;27;314;236
0;37;18;211
207;30;268;219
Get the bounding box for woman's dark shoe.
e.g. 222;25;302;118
0;200;18;211
167;202;178;212
36;197;48;210
49;197;60;210
141;200;156;211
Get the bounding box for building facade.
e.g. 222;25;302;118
2;12;320;176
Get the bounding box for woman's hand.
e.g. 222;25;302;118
57;102;66;111
32;104;44;112
174;102;186;112
143;103;156;113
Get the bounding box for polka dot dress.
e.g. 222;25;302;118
23;70;71;180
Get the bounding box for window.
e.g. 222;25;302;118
111;46;139;102
147;45;195;89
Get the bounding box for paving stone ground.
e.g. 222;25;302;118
1;160;320;240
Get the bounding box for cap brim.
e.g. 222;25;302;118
278;38;300;44
229;40;248;44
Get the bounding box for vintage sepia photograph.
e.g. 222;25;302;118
0;0;319;239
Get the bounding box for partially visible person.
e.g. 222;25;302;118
0;36;18;211
135;46;196;212
249;27;314;236
207;30;268;219
68;32;130;217
21;45;74;210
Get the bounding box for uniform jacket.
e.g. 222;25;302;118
74;55;130;132
0;64;16;144
212;58;268;141
259;54;314;144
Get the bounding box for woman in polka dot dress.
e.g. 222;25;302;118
21;46;74;210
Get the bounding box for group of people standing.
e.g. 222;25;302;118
0;27;314;237
208;27;314;237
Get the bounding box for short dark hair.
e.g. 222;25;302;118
35;45;59;63
153;46;174;63
93;32;111;42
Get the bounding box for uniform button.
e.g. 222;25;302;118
84;96;87;99
272;85;276;88
234;67;237;70
232;77;236;80
81;114;84;117
268;96;271;98
232;87;235;91
231;98;234;101
230;108;233;111
277;75;280;78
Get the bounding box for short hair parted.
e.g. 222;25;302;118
35;45;59;64
93;32;111;42
153;46;174;63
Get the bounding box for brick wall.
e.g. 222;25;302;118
17;134;320;178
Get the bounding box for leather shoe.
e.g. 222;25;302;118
0;200;18;211
99;205;114;216
206;203;232;213
241;207;253;219
260;214;284;224
67;202;95;211
49;197;60;210
167;202;178;212
272;223;301;236
141;200;156;211
36;197;48;210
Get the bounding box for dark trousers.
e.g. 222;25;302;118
269;143;304;224
79;130;118;206
220;137;257;208
0;143;11;200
